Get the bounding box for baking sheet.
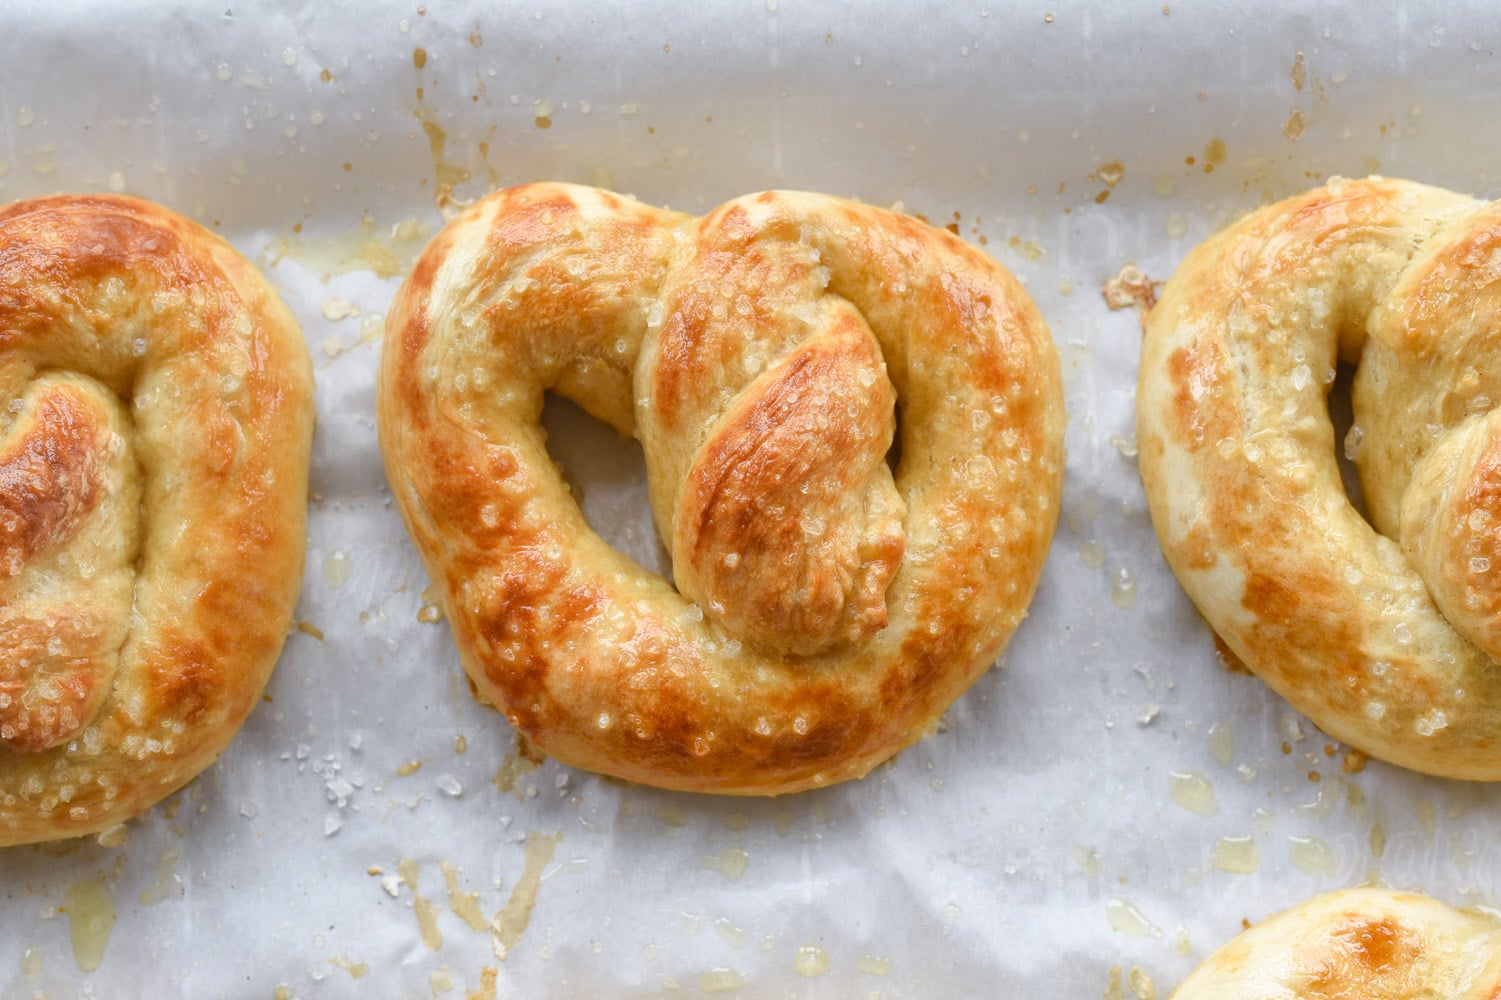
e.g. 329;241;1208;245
5;2;1501;996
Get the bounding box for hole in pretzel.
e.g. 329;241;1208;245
885;398;905;478
539;392;668;577
1326;360;1373;531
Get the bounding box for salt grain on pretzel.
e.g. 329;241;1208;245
379;183;1064;794
0;195;314;844
1139;175;1501;779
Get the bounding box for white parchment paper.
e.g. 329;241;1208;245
5;2;1501;996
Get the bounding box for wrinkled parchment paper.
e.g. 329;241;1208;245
5;2;1501;996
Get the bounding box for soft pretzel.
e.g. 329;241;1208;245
379;183;1064;794
1138;176;1501;779
1172;887;1501;999
0;195;315;844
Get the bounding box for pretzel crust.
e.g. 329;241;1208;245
1172;888;1501;999
379;183;1064;794
0;195;314;844
1139;176;1501;779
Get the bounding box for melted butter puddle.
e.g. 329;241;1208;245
698;968;745;992
322;550;351;589
1073;845;1102;878
1297;783;1341;821
440;861;489;932
469;967;499;1000
1168;771;1218;817
63;876;116;973
704;847;749;882
328;954;368;979
1212;836;1260;874
398;858;443;951
417;115;473;217
714;917;746;949
270;218;430;280
138;846;183;905
1207;721;1234;765
1128;966;1158;1000
1104;965;1124;1000
360;312;386;345
492;743;541;799
794;944;831;977
1106;963;1160;1000
1289;835;1338;876
322;312;387;360
856;954;892;976
1105;899;1162;938
20;945;42;981
491;832;560;959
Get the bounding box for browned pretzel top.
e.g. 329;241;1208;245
0;195;314;844
1140;176;1501;779
1172;888;1501;999
379;183;1065;794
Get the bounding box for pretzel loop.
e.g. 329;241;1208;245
380;183;1064;794
1139;176;1501;779
0;196;314;844
0;374;138;753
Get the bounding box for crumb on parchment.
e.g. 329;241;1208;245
1102;263;1162;326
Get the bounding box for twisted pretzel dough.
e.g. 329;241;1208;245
1139;176;1501;779
379;183;1064;794
1172;888;1501;999
0;195;314;844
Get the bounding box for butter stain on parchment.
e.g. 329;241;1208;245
63;876;116;973
491;831;561;959
398;858;444;951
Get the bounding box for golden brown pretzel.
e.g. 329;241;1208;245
379;183;1064;794
1171;888;1501;999
1138;176;1501;779
0;195;314;844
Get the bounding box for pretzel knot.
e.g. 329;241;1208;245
1173;888;1501;999
0;196;314;845
379;183;1064;794
1139;176;1501;780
